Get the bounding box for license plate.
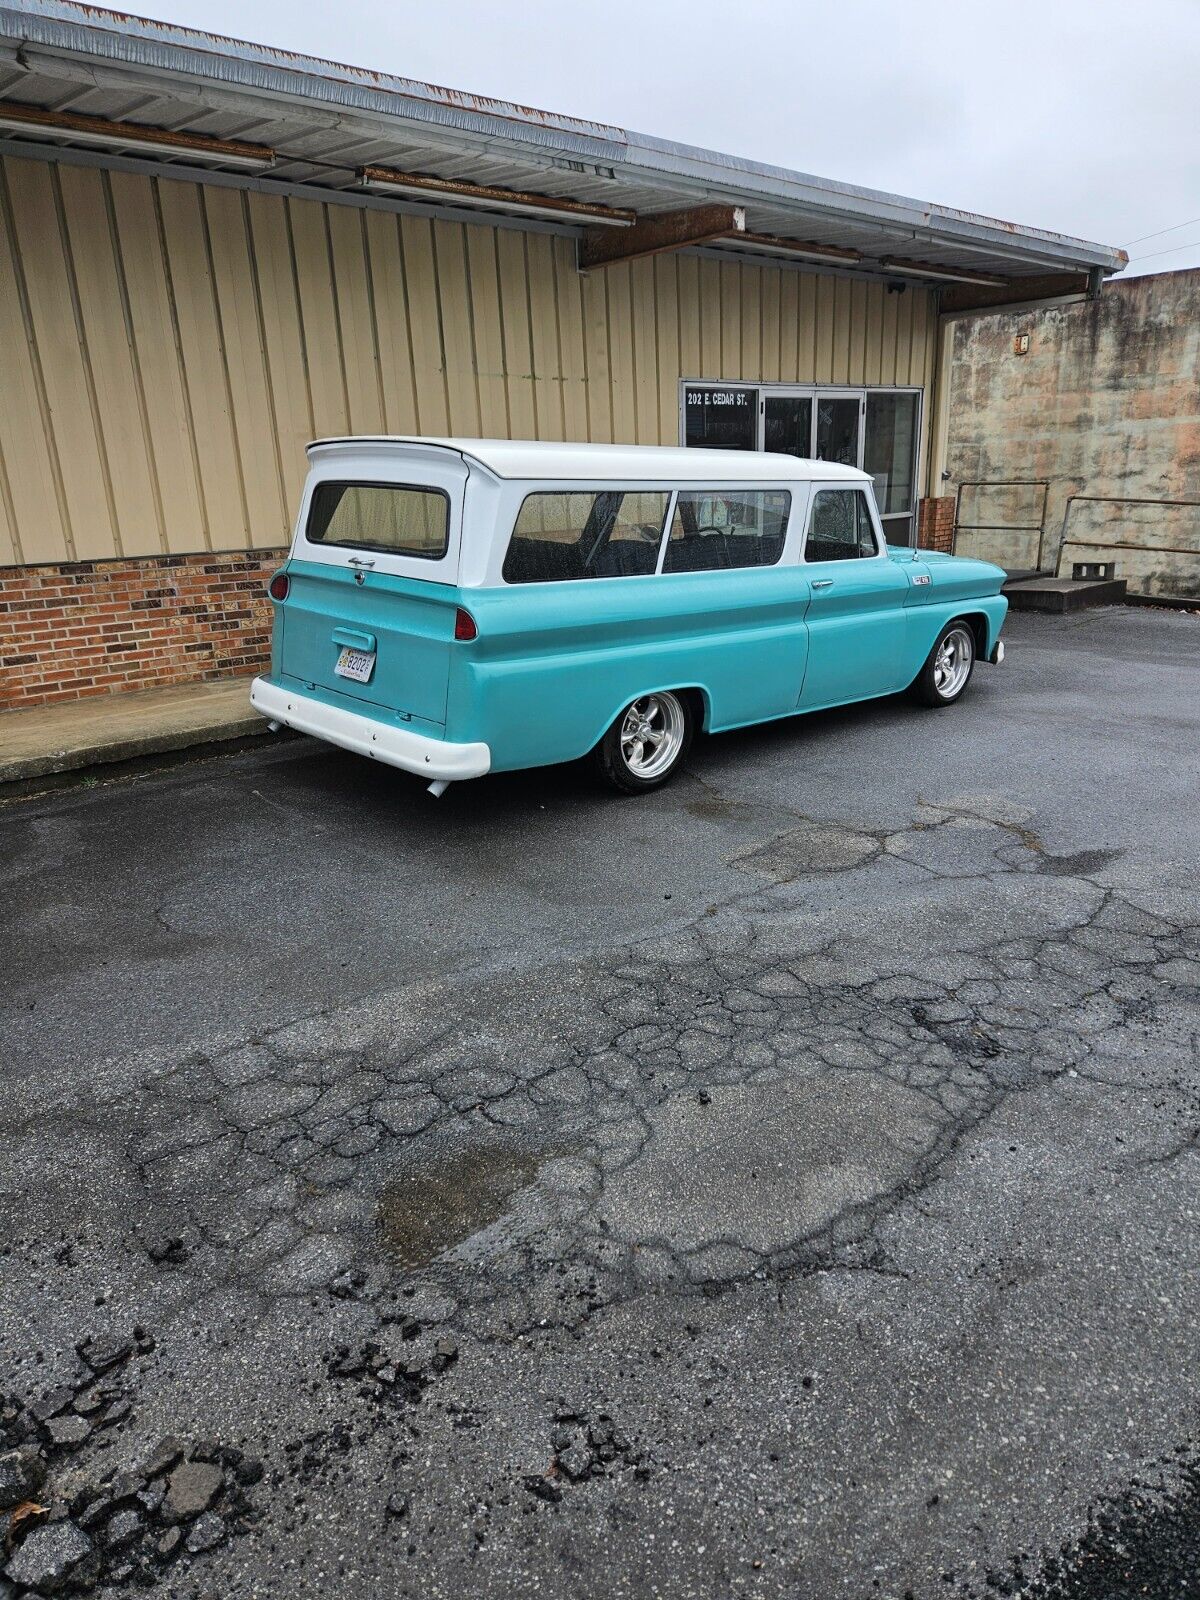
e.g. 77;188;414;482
334;646;376;684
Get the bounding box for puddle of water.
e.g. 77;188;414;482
378;1148;539;1268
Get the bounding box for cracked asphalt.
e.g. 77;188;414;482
2;605;1199;1598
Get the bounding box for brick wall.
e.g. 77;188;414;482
917;496;956;554
0;549;286;711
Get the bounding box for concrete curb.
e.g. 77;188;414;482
0;712;271;787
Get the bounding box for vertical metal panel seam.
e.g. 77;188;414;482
392;216;425;438
103;168;169;555
151;177;212;550
391;211;422;432
574;249;593;442
0;411;19;566
198;185;252;543
355;205;391;434
50;163;122;557
520;231;540;437
425;219;455;433
0;160;70;561
546;235;567;439
603;269;616;445
489;226;513;435
241;186;289;526
282;199;317;438
320;203;354;432
650;257;663;443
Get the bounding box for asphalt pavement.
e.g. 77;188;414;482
1;605;1198;1600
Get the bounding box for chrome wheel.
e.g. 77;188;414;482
933;626;974;700
618;692;686;780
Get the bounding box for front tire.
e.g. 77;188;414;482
592;690;693;794
910;621;976;707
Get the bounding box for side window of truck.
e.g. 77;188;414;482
805;489;879;562
661;490;790;574
503;491;670;582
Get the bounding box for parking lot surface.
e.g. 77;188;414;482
2;606;1199;1599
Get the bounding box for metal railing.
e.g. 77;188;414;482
1054;495;1200;576
952;479;1050;570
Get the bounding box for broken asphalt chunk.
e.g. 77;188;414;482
165;1461;224;1521
185;1511;227;1554
4;1521;98;1595
0;1449;46;1512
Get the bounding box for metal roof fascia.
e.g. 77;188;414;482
1;0;1127;273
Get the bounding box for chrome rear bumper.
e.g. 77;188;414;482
249;677;490;782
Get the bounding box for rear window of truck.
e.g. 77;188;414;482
306;482;449;559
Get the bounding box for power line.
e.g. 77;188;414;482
1124;215;1200;247
1129;237;1200;264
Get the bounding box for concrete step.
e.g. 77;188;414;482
1003;576;1128;613
1003;568;1042;584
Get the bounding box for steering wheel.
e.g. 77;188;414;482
693;525;725;538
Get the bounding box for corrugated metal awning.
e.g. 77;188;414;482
0;0;1128;284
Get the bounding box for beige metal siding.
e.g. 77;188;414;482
0;153;938;567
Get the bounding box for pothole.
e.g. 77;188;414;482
378;1148;540;1269
1039;847;1124;877
597;1074;939;1258
733;820;881;880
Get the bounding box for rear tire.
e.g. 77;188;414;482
910;620;977;707
591;690;694;794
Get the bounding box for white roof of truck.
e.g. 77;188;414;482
308;437;869;483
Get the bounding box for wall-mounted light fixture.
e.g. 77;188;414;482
714;231;862;267
0;100;276;170
357;165;635;228
878;256;1008;288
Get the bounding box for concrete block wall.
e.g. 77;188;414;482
943;269;1200;596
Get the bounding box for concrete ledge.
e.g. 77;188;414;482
0;677;268;786
1003;576;1128;613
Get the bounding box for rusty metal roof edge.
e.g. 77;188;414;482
0;0;1128;273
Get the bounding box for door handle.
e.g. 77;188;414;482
347;556;375;569
811;578;834;589
332;627;376;652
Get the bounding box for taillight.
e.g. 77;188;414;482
268;571;289;602
454;607;478;642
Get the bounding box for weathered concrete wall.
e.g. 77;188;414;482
944;269;1200;597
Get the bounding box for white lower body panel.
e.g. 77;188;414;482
249;677;490;782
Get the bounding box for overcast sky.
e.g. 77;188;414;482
135;0;1200;275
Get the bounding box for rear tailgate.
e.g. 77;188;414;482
280;562;457;726
276;443;469;728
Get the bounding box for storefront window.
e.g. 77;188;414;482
684;382;921;545
683;386;757;451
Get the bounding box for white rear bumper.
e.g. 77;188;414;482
249;677;490;782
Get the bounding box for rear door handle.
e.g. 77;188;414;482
811;578;834;590
347;556;375;569
332;627;376;652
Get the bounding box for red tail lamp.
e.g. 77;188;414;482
267;571;290;602
454;607;478;641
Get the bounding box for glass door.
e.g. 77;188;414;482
814;391;865;468
864;391;920;545
762;390;814;458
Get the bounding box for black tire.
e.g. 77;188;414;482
909;619;977;707
591;690;694;794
